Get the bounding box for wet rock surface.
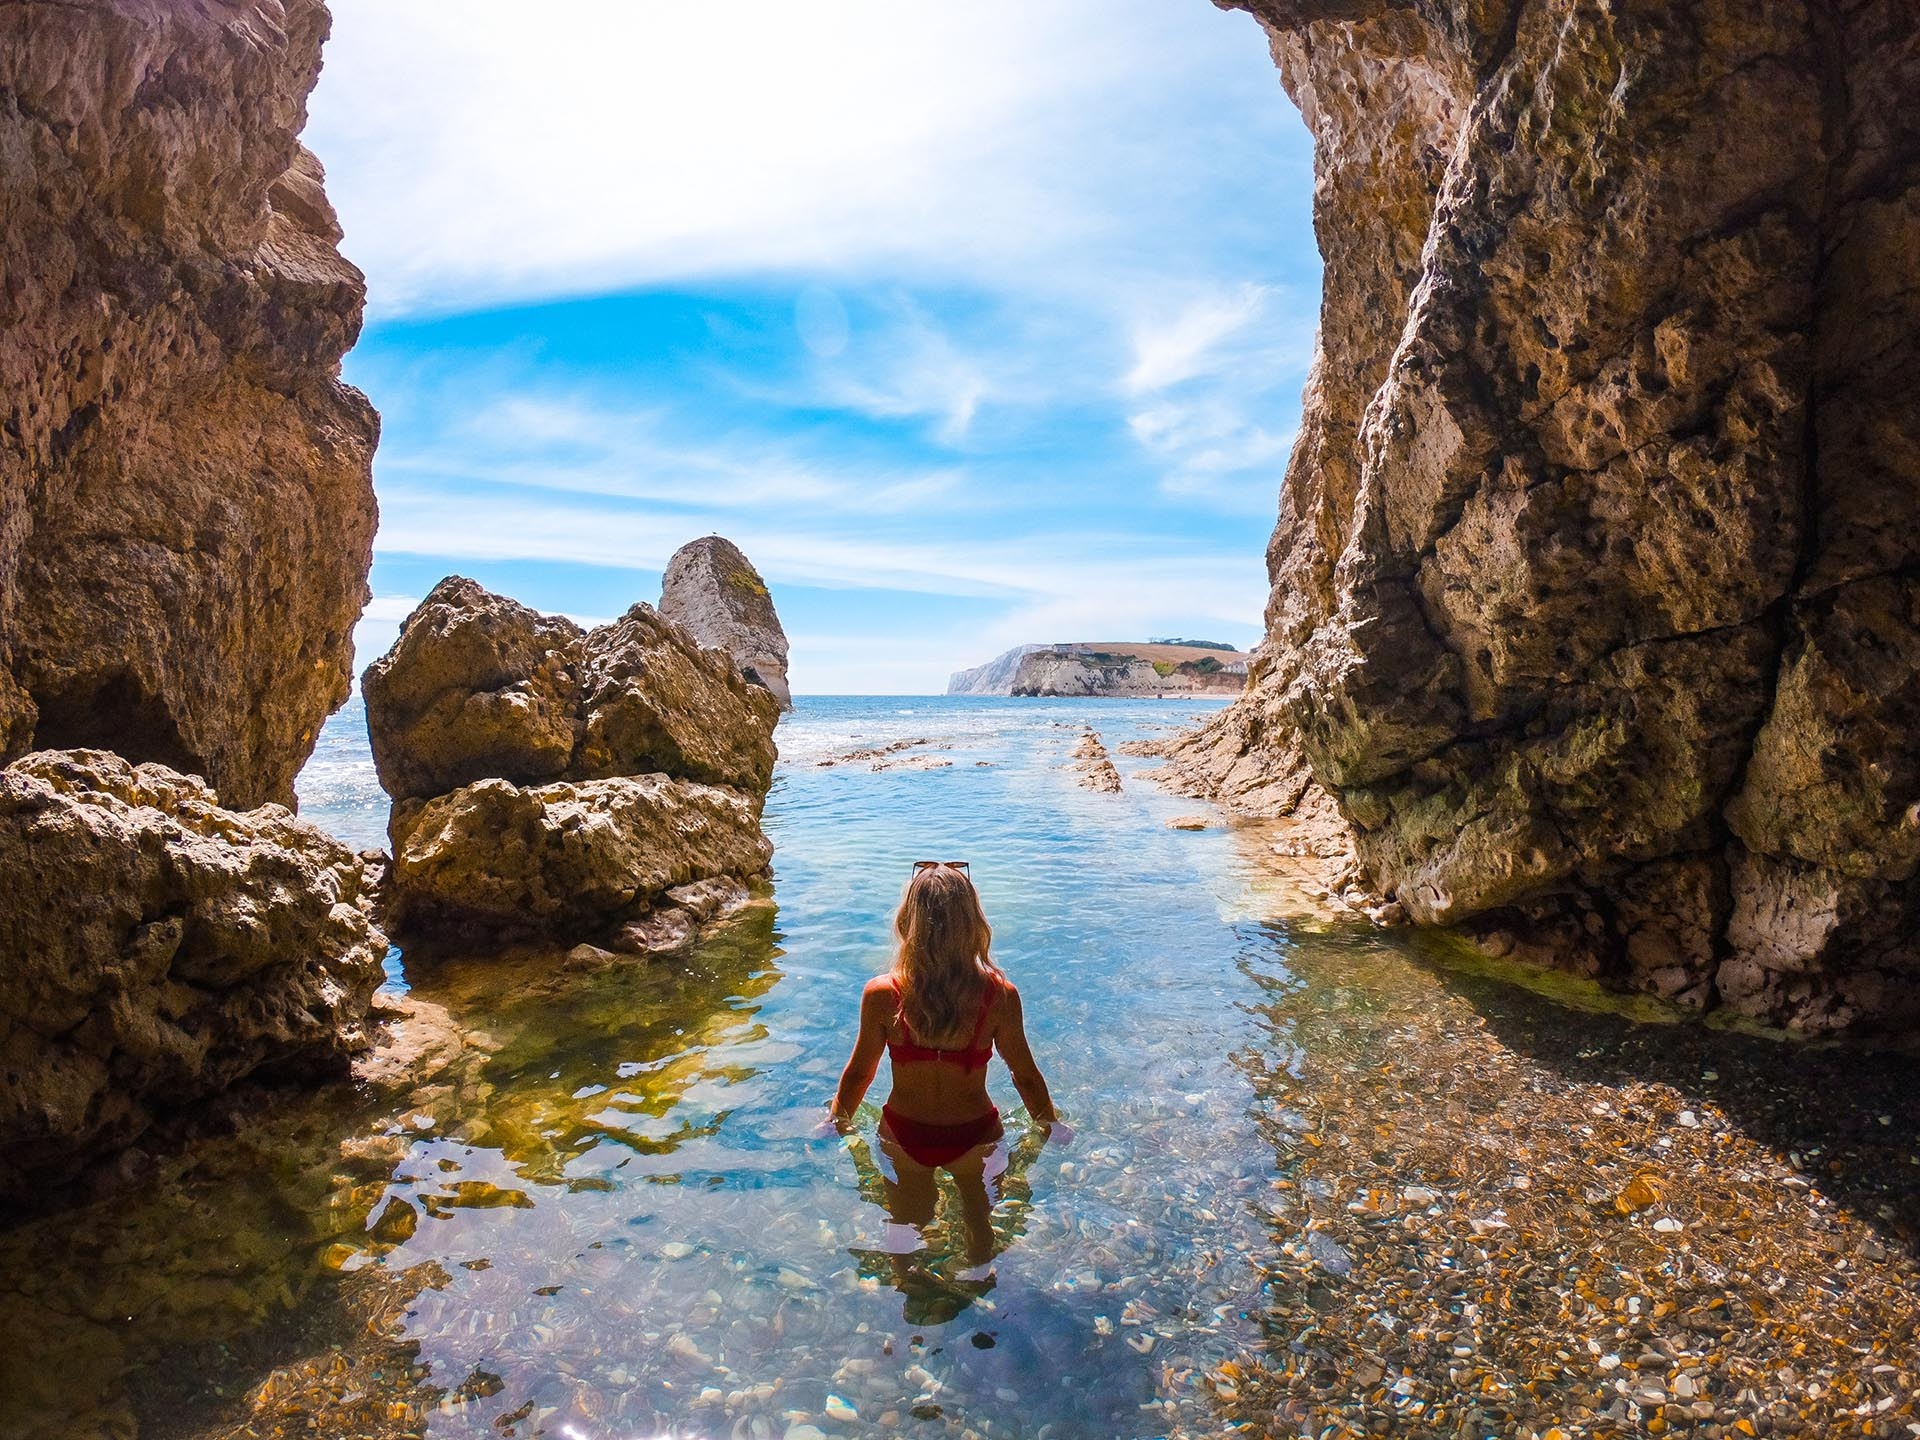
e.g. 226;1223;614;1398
1186;0;1920;1036
659;535;793;712
1069;729;1124;793
387;776;771;945
0;0;378;809
364;578;779;947
0;749;384;1210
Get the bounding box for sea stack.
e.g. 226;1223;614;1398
362;575;783;952
659;536;793;712
1172;0;1920;1037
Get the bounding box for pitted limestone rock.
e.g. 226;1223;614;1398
0;750;384;1208
363;577;778;806
1178;0;1920;1035
365;577;780;946
0;0;378;809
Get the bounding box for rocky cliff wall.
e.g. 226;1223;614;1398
1010;651;1245;698
0;0;378;810
948;645;1045;695
1181;0;1920;1036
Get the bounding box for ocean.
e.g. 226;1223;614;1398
5;695;1914;1439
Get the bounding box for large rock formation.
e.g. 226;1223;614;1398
363;578;775;804
0;0;378;810
659;536;793;711
0;750;384;1208
389;775;772;942
364;577;780;946
1178;0;1920;1036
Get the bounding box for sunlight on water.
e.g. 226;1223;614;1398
2;697;1915;1440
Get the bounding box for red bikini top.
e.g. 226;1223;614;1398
886;976;999;1072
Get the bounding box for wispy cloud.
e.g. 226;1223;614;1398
1125;284;1273;394
312;0;1321;691
1130;397;1297;507
803;297;993;445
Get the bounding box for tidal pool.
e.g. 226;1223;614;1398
0;697;1914;1440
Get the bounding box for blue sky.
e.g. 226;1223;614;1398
307;1;1319;693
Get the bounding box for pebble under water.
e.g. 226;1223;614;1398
0;696;1915;1440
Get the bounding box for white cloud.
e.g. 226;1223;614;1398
309;1;1230;316
305;1;1318;692
1124;284;1272;394
378;385;934;514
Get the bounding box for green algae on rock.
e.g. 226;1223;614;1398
659;535;793;713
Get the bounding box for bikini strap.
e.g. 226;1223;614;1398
966;974;1000;1048
888;975;913;1043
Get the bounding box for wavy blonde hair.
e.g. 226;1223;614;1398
892;864;1004;1043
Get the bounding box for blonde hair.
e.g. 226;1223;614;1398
892;864;1004;1042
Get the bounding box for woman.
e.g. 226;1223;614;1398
830;861;1057;1274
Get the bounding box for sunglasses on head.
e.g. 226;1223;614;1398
912;859;970;873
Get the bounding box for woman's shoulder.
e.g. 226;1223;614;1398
862;973;900;1000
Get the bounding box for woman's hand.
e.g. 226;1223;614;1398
1039;1117;1075;1148
814;1104;853;1139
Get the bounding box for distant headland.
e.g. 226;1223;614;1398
948;641;1249;697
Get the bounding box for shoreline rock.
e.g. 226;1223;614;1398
1185;0;1920;1038
0;0;378;810
364;574;781;951
0;750;384;1211
363;577;776;806
1069;729;1124;793
386;774;771;946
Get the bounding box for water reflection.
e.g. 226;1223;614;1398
839;1121;1054;1326
2;695;1910;1440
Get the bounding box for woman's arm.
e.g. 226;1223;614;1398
829;980;892;1129
993;983;1057;1128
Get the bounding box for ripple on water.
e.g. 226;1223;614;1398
0;695;1914;1440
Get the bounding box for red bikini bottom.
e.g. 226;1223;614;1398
881;1104;1004;1169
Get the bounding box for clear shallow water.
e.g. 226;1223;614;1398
4;697;1916;1440
4;696;1281;1439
